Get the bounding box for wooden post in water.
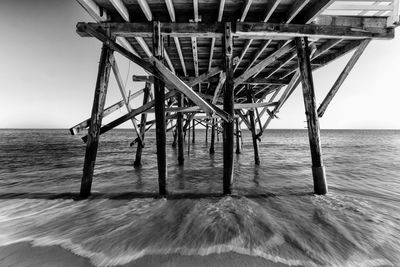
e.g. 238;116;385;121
177;93;184;165
247;86;260;165
235;117;242;154
210;119;216;154
134;82;151;167
153;21;167;195
223;22;234;195
80;44;113;198
295;37;328;195
192;119;195;143
205;122;208;144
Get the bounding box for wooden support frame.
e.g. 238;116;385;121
80;44;113;198
209;118;216;154
295;37;327;195
223;22;234;195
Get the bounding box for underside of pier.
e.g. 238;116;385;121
70;0;399;198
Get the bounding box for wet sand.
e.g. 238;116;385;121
0;242;293;267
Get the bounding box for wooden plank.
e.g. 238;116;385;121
110;0;130;21
286;0;312;23
263;0;282;22
191;37;199;77
153;21;167;195
318;39;370;117
293;0;336;24
137;0;153;21
223;22;234;195
80;44;113;198
208;0;225;72
240;0;253;22
134;83;151;167
295;37;327;195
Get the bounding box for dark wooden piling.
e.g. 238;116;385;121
210;119;216;154
177;93;184;165
235;117;242;154
80;44;113;198
153;21;167;195
134;82;151;167
247;87;260;165
295;37;328;195
223;22;234;195
205;122;209;143
192;119;195;143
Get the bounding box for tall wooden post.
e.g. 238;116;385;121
295;37;328;195
134;82;151;167
247;87;260;165
153;21;167;195
223;22;234;195
235;117;242;154
210;119;215;154
192;119;195;143
80;44;113;198
205;122;209;144
177;93;184;165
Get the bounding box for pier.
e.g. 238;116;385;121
70;0;399;198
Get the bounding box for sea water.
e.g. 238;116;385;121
0;129;399;266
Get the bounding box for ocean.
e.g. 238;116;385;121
0;129;399;266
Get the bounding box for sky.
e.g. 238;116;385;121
0;0;399;129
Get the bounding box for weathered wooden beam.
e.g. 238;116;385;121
263;0;282;22
234;39;252;73
82;90;176;142
70;88;144;135
134;83;151;167
208;0;225;71
295;37;327;195
212;72;226;104
286;0;311;23
293;0;335;24
223;22;234;195
235;22;394;40
80;44;113;198
137;0;152;21
153;21;167;195
110;0;130;21
110;54;143;145
191;36;199;77
318;39;370;117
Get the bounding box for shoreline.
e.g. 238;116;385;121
0;242;294;267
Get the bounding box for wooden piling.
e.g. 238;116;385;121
80;44;113;198
247;87;260;165
223;22;234;195
134;82;151;167
205;122;208;144
192;119;195;143
235;117;242;154
295;37;328;195
210;119;215;154
153;21;167;195
177;93;184;165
